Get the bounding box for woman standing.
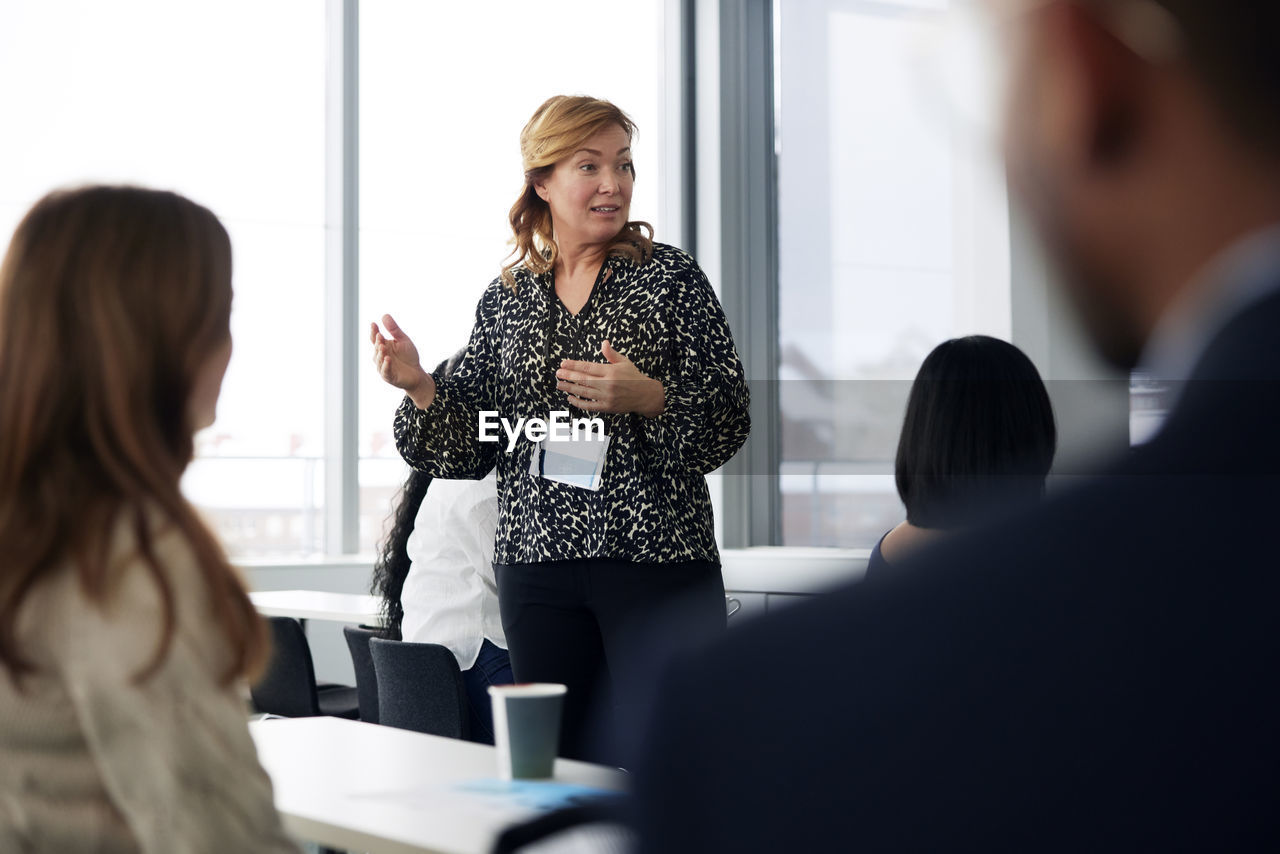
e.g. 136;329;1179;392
0;186;295;852
371;95;750;759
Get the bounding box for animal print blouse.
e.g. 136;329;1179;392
393;243;751;566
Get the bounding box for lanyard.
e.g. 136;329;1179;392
541;260;612;406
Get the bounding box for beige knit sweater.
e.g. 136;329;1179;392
0;517;298;853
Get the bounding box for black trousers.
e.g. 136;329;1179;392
495;557;726;763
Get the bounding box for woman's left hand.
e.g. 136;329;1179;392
557;340;665;418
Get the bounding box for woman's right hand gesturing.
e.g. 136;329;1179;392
371;314;436;410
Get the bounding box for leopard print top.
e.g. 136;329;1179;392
393;243;751;566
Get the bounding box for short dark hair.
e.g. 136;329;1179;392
895;336;1056;529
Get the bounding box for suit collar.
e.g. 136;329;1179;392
1139;222;1280;388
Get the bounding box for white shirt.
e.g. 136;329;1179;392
402;469;506;670
1136;222;1280;439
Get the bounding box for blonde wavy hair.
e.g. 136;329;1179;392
501;95;654;288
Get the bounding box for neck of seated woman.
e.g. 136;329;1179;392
879;520;951;566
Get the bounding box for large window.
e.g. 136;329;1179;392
1;0;669;558
358;0;667;553
774;0;1011;547
0;0;329;558
7;0;1024;558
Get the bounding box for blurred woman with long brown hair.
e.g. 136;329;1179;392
0;186;295;852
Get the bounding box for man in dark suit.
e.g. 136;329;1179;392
635;1;1280;850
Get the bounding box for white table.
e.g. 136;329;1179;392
721;547;870;593
250;716;627;854
249;589;382;625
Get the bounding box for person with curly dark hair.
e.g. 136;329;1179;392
370;351;512;743
368;469;429;640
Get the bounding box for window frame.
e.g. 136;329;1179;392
325;0;361;555
713;0;781;547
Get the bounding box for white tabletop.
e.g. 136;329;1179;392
250;716;627;854
249;589;382;624
720;547;870;594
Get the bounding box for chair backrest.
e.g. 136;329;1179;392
343;624;387;724
370;637;470;739
250;616;320;717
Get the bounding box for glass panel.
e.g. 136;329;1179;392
359;0;667;553
776;0;1011;547
0;0;327;557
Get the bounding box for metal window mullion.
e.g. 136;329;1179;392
680;0;698;256
718;0;780;547
324;0;359;556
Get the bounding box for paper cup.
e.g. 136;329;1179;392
489;683;567;780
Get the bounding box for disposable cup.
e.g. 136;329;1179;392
488;683;567;780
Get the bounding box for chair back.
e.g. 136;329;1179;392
370;637;470;739
251;616;320;717
343;624;387;724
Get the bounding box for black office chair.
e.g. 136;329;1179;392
250;616;359;719
342;624;390;724
369;637;469;739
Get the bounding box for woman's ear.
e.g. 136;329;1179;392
533;179;550;203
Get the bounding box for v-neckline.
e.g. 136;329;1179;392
552;259;610;319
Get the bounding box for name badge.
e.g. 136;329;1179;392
528;432;610;491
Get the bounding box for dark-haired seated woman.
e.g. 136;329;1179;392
868;335;1057;575
0;187;295;851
